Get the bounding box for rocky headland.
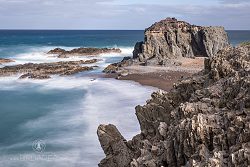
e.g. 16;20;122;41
97;43;250;167
48;47;121;58
104;18;230;91
103;17;229;75
133;17;229;66
0;59;98;79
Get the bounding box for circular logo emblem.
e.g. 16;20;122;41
32;140;46;153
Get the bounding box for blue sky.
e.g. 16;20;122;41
0;0;249;30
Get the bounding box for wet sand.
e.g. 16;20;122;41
105;71;192;91
104;57;205;91
119;71;193;91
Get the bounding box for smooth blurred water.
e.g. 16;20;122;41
0;30;249;167
0;30;154;167
0;30;144;58
227;30;250;46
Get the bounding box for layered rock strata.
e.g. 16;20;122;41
97;44;250;167
133;17;229;66
48;47;121;58
0;59;98;79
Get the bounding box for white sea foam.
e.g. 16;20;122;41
5;46;133;65
0;44;148;166
0;75;156;167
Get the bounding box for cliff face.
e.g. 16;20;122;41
133;18;229;66
97;44;250;167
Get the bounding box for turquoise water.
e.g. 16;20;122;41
0;30;249;167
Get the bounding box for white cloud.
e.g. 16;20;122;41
0;0;249;29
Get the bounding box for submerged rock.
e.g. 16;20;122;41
0;59;98;79
97;45;250;167
48;47;122;58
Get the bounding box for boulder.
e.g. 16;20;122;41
103;57;133;73
97;124;133;167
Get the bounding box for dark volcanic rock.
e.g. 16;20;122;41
48;47;122;58
133;17;229;65
0;59;98;79
97;45;250;167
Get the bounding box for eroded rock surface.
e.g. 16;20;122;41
102;18;229;74
97;45;250;167
133;17;229;66
0;59;98;79
103;57;133;73
98;124;134;167
48;47;121;58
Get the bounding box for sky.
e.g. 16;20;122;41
0;0;249;30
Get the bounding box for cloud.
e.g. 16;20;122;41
219;0;250;4
0;0;249;30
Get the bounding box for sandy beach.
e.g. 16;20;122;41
105;57;205;91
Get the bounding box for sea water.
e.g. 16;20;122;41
0;30;249;167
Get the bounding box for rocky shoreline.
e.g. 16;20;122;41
0;46;123;79
0;59;98;79
97;18;250;167
97;43;250;167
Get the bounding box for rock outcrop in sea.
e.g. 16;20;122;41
97;44;250;167
48;47;121;58
0;59;98;79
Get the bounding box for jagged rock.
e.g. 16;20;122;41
0;59;98;79
48;47;121;58
0;58;14;64
97;124;133;167
97;45;250;167
103;63;119;73
133;42;143;59
133;17;229;66
103;57;133;73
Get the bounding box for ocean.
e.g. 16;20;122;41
0;30;249;167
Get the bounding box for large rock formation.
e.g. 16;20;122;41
0;59;98;79
97;44;250;167
48;47;121;58
133;18;229;66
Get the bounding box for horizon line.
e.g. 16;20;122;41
0;29;249;31
0;29;145;31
